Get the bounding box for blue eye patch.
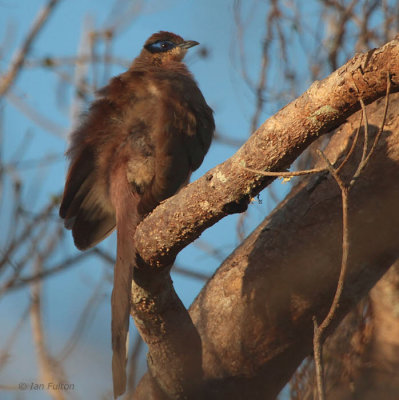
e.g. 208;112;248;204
145;40;177;53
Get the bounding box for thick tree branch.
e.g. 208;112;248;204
187;95;399;399
135;37;399;268
130;265;203;399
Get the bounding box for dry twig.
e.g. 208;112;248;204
0;0;61;97
312;72;391;400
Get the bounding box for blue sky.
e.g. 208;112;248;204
0;1;318;398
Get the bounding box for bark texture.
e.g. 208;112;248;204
291;263;399;400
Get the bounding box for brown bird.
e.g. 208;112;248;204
59;31;214;398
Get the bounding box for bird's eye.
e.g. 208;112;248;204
145;40;176;53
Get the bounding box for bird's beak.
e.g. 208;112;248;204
178;40;199;50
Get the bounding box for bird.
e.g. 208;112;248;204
59;31;214;398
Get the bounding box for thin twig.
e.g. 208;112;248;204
336;112;362;173
350;98;370;183
313;150;349;400
5;251;92;291
313;317;325;400
30;238;67;400
26;54;130;69
350;73;391;186
233;0;255;89
194;239;226;262
70;16;93;128
0;199;57;271
89;30;99;92
317;150;347;193
0;0;61;97
360;73;391;170
312;75;391;399
359;98;369;163
102;30;114;84
226;163;327;247
0;304;30;372
6;90;65;136
0;219;51;296
249;1;279;134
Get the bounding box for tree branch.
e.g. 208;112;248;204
135;37;399;268
130;265;203;399
0;0;61;98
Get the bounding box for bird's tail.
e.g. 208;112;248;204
111;238;132;398
110;168;139;399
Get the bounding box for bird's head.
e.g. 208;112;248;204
141;31;199;64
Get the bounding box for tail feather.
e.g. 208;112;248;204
110;167;140;398
111;249;132;398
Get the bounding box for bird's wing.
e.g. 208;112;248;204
181;79;215;171
59;124;116;251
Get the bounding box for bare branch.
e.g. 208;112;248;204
313;150;349;400
30;232;67;400
312;77;391;399
359;72;392;170
130;265;203;399
0;0;62;97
